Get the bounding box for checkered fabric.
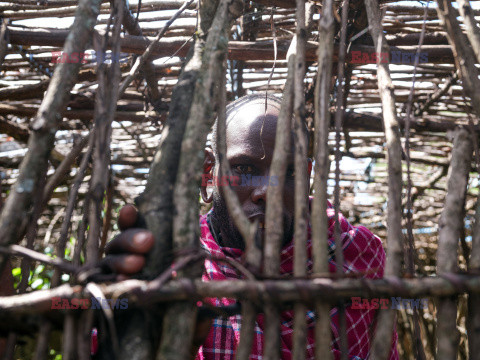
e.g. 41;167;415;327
195;200;399;360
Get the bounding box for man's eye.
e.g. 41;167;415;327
232;165;254;174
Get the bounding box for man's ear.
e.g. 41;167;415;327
204;149;215;174
201;149;215;203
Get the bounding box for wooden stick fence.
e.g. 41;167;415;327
0;0;479;359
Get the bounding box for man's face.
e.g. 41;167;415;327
208;100;297;250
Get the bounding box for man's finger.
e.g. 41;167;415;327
105;229;154;255
101;254;146;275
118;204;139;231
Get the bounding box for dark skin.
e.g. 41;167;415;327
104;100;312;355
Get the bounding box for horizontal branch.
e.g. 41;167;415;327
0;244;78;273
0;103;163;123
1;274;480;317
9;26;456;63
2;0;294;17
0;103;473;135
0;117;30;142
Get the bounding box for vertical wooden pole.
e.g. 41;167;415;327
364;1;404;359
159;1;241;359
437;128;473;360
292;0;308;359
312;1;335;358
263;40;296;360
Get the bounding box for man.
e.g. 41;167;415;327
107;94;398;359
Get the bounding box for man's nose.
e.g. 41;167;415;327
251;182;268;203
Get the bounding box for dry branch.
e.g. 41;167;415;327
42;135;90;207
4;275;480;316
0;103;163;123
85;2;123;266
118;0;161;109
0;0;103;272
365;1;404;359
0;117;30;143
0;80;49;101
0;244;77;274
216;56;259;271
470;173;480;359
312;0;334;358
159;0;241;359
437;128;473;360
7;26;457;63
292;0;309;358
262;38;296;360
435;0;480;118
117;0;194;98
0;19;9;66
457;0;480;64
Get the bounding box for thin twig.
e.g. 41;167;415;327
333;2;350;359
403;5;429;358
85;0;123;265
55;130;95;283
0;245;78;274
117;0;195;97
216;56;259;271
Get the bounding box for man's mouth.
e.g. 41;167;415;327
249;214;266;229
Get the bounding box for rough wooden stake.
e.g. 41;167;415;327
469;167;480;360
0;19;9;66
364;1;404;359
435;0;480;118
332;2;350;359
262;42;296;360
312;0;334;358
116;0;230;358
216;58;260;271
437;128;473;360
457;0;480;64
85;0;123;265
159;0;241;359
292;0;309;358
235;301;257;360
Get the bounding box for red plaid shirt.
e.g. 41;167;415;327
195;200;398;360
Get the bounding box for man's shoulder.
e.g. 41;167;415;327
306;196;386;278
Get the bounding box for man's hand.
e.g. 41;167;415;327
103;205;154;279
104;205;213;358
